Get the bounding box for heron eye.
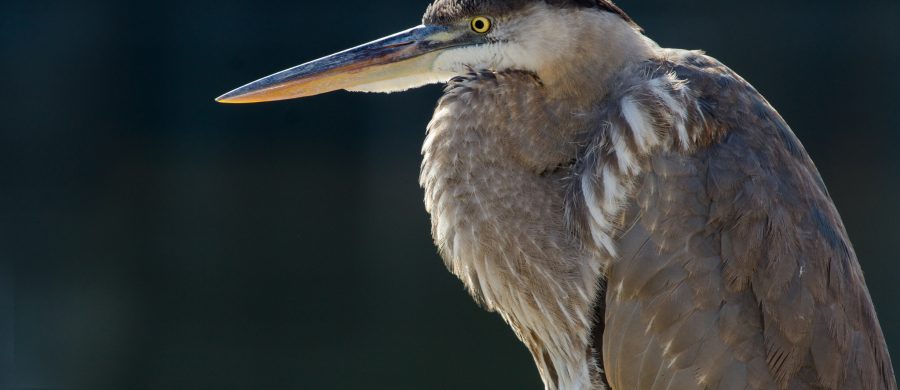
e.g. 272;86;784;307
470;16;491;33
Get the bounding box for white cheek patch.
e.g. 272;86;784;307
429;38;558;76
431;44;504;73
347;71;456;93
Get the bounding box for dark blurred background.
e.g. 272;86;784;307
0;0;897;388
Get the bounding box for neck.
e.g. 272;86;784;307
530;7;656;102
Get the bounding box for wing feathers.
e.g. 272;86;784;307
585;50;895;389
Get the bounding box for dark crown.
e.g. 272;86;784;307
423;0;636;27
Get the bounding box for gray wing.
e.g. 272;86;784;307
598;56;896;389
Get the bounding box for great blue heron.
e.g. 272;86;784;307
216;0;896;388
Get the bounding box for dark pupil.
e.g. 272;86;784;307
474;20;485;30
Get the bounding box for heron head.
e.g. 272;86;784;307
216;0;644;103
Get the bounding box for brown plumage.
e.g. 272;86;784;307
419;43;895;387
589;52;896;390
217;0;896;388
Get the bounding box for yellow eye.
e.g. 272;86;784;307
470;16;491;33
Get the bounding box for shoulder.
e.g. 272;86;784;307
645;49;749;94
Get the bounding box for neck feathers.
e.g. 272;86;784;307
527;5;654;101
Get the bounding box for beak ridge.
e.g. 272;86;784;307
216;25;458;103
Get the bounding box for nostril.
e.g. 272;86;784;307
383;41;416;49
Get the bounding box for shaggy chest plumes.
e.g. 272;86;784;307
420;54;709;389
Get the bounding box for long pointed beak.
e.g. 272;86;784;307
216;25;462;103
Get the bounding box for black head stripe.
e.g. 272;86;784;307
594;0;637;26
424;0;639;28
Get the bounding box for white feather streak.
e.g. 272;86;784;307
621;97;658;153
